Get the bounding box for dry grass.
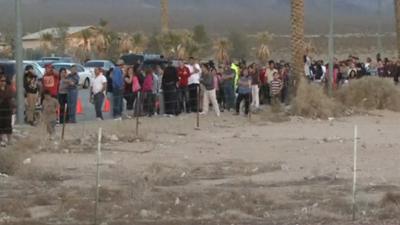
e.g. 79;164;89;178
0;150;22;175
336;77;400;112
292;81;343;119
381;192;400;207
17;166;69;183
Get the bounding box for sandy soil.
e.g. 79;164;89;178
1;109;400;225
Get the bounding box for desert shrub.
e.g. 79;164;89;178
336;77;400;111
381;192;400;207
292;81;343;119
0;150;22;175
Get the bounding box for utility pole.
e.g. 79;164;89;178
328;0;335;96
377;0;383;55
15;0;24;124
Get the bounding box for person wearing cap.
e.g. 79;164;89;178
42;64;59;99
112;59;125;120
24;65;39;125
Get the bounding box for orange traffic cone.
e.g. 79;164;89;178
76;97;83;114
103;98;111;112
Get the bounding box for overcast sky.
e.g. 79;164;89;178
0;0;396;34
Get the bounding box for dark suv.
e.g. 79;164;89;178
0;61;15;84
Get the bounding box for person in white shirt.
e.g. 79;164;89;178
187;57;202;112
91;67;107;120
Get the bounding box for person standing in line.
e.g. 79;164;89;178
162;62;179;116
0;71;15;147
177;61;190;114
235;68;251;116
65;65;80;123
105;67;114;116
41;64;59;99
112;59;125;120
154;65;164;115
123;66;134;118
270;72;283;111
200;64;220;117
151;66;160;115
90;67;107;120
221;62;235;112
249;63;260;111
142;67;155;117
265;60;277;105
57;68;69;124
42;90;59;140
24;65;39;125
187;57;201;113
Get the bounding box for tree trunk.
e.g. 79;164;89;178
291;0;305;94
395;0;400;58
161;0;169;33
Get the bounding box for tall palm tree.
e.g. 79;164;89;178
214;38;231;64
161;0;169;33
291;0;305;92
40;32;54;55
79;29;93;52
119;33;133;54
395;0;400;58
256;31;272;64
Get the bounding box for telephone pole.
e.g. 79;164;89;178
15;0;24;124
377;0;383;55
328;0;335;96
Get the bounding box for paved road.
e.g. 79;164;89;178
76;88;113;122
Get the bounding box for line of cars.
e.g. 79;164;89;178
0;57;115;89
0;54;170;90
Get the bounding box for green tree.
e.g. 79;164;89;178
40;32;54;56
228;30;249;60
147;31;161;54
193;25;210;45
256;31;272;64
214;38;232;64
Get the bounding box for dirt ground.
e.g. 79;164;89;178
1;109;400;225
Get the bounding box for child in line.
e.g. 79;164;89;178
42;91;59;139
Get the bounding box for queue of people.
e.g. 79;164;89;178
1;53;396;147
102;58;290;121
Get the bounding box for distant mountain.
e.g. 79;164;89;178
0;0;395;34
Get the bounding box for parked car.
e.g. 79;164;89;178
84;60;115;74
51;63;93;89
23;61;45;79
0;60;45;82
40;56;74;63
0;61;16;84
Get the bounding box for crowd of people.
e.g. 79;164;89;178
103;58;290;120
305;54;400;87
0;53;399;147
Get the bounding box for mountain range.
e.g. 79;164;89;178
0;0;396;34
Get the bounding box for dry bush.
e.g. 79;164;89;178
381;192;400;207
0;150;22;175
292;81;343;119
336;77;400;111
17;166;69;183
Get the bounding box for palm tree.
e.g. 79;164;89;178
161;0;169;33
291;0;305;92
131;32;149;54
40;32;54;55
119;33;133;54
79;29;93;52
395;0;400;58
256;31;272;64
214;38;232;64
